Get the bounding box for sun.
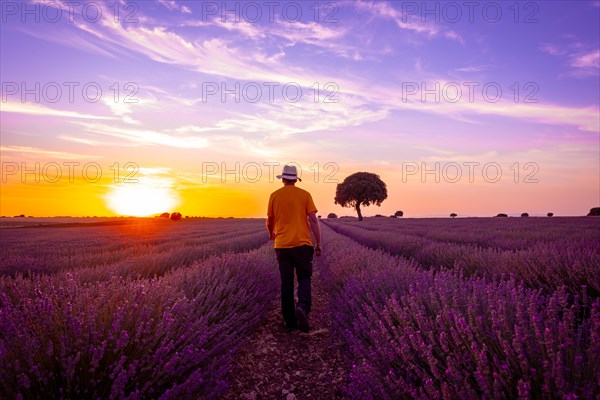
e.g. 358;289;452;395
105;181;180;217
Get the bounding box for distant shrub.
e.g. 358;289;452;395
587;207;600;216
394;211;404;218
318;215;322;219
170;212;182;221
159;212;170;218
327;213;338;219
496;213;508;218
521;213;529;217
450;213;457;218
374;214;385;218
547;212;554;217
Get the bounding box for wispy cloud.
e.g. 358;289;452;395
158;0;191;14
182;13;368;60
12;0;598;145
444;31;465;44
101;98;141;125
540;39;599;77
58;135;109;146
358;78;600;132
72;121;210;149
453;65;494;73
540;43;565;56
354;1;438;36
354;0;463;42
1;101;114;120
570;50;600;69
16;27;119;59
169;93;389;139
0;145;100;160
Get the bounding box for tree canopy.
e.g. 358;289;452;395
334;172;387;221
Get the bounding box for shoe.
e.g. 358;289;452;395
295;307;310;333
283;321;297;332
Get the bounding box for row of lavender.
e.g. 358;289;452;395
1;219;268;278
318;226;599;399
0;243;279;399
324;218;600;296
339;216;600;250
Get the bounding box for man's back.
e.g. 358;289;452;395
267;185;316;248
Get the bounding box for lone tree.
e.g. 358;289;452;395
521;213;529;217
588;207;600;216
450;213;457;218
335;172;387;221
394;210;404;218
496;213;508;217
327;213;338;219
547;212;554;217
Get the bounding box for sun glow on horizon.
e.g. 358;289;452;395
104;179;180;217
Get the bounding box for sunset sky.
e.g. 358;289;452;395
1;0;599;217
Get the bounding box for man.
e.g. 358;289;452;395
267;165;322;333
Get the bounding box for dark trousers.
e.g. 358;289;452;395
275;245;314;327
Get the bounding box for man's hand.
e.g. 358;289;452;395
308;212;321;256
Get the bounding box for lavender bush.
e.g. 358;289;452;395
318;226;599;399
325;218;600;296
1;219;268;278
0;245;278;399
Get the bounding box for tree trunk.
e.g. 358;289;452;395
356;204;363;221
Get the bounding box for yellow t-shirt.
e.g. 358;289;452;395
267;185;317;248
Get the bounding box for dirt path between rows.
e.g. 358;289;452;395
221;256;348;400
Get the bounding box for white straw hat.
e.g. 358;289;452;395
276;165;301;181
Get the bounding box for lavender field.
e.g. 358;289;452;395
320;217;599;399
1;217;598;399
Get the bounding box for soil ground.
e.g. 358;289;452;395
221;258;348;400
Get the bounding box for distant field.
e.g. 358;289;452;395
324;216;600;295
0;216;235;229
1;217;598;399
0;216;123;228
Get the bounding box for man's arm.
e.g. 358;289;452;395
266;193;275;240
266;215;275;240
308;211;321;254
